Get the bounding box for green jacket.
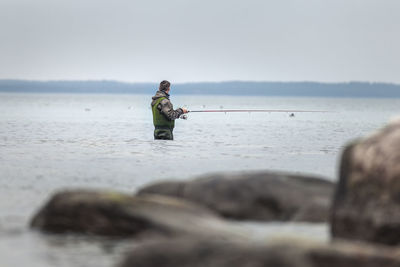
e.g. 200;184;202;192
151;90;183;129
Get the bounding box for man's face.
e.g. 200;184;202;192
166;87;170;94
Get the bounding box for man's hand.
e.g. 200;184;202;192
181;107;188;114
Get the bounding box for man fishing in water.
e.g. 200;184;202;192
151;80;188;140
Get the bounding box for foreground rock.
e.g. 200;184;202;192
138;171;334;222
119;238;309;267
331;119;400;245
30;190;246;239
118;238;400;267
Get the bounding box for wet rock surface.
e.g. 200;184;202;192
331;119;400;245
137;171;334;222
30;190;245;240
118;238;400;267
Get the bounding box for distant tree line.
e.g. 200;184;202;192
0;79;399;98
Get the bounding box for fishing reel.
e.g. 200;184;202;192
179;114;188;120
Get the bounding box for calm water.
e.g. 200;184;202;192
1;93;399;266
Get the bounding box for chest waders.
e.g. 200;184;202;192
152;97;175;140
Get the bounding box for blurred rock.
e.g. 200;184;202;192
118;238;310;267
30;190;246;239
307;241;400;267
137;171;334;222
118;238;400;267
331;119;400;245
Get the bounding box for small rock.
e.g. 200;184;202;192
30;190;245;240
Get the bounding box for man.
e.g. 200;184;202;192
151;80;188;140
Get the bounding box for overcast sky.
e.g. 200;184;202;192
0;0;399;83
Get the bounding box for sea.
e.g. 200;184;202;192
1;92;399;267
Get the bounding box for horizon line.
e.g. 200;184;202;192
0;78;399;86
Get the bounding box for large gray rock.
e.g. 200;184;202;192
30;190;246;240
137;171;334;222
118;238;400;267
331;119;400;245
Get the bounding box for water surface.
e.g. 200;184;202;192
1;93;399;266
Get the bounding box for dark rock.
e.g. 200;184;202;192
118;238;310;267
307;241;400;267
118;238;400;267
30;190;246;239
137;171;334;222
331;119;400;245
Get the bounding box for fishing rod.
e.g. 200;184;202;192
188;109;331;113
180;109;332;119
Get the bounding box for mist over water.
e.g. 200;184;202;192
1;92;399;266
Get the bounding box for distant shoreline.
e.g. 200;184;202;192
1;80;400;98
